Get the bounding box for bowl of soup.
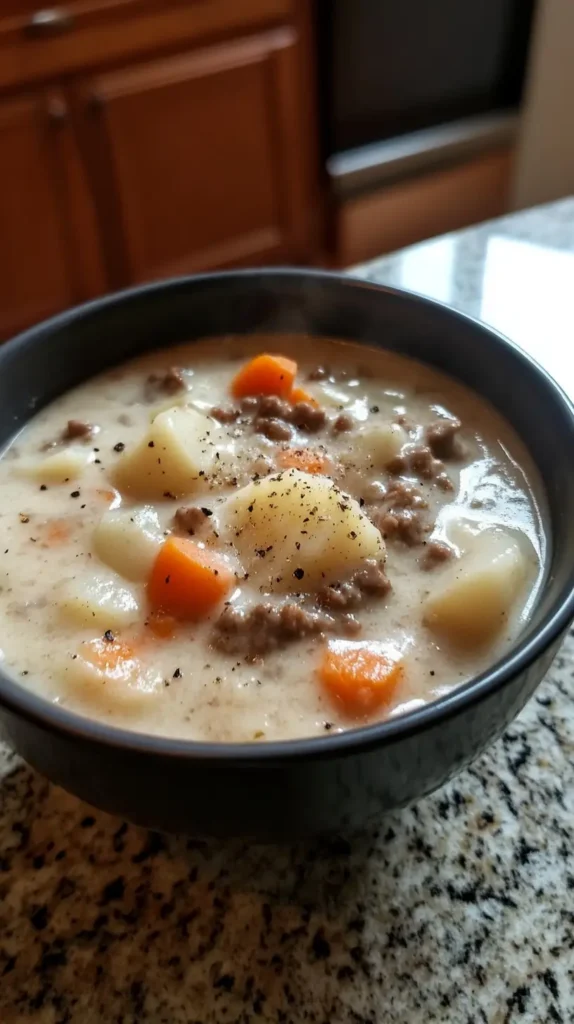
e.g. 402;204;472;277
0;270;573;838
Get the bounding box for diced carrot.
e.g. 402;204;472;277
289;386;319;408
83;637;137;676
277;448;329;475
93;488;121;508
146;610;177;640
43;518;72;545
318;640;403;717
148;536;234;620
231;354;297;399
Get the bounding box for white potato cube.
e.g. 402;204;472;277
94;505;163;581
113;406;217;499
222;469;385;591
57;572;140;630
23;446;92;484
349;421;407;468
423;529;528;647
61;638;162;711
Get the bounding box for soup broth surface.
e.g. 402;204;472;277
0;335;546;741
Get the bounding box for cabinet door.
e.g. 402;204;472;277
79;28;314;284
0;91;104;339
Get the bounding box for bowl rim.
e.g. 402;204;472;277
1;266;573;762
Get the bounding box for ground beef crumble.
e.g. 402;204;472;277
421;539;455;570
146;367;186;398
212;602;360;657
173;506;213;535
210;405;239;423
63;419;94;441
318;559;391;610
255;418;293;442
387;444;454;491
425;417;465;460
290;402;327;433
367;481;431;546
333;412;354;433
370;507;430;546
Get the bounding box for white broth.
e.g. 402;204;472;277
0;336;546;741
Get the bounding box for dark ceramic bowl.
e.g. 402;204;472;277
1;270;573;839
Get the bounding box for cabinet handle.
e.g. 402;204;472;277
24;8;74;37
46;94;68;125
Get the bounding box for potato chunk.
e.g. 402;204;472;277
94;505;163;581
56;572;140;630
23;446;92;484
61;638;162;711
423;529;528;647
223;469;385;591
113;406;217;499
347;421;407;468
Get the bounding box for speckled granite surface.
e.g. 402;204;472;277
1;201;574;1023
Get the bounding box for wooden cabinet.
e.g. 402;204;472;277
0;90;104;338
78;28;313;284
0;0;320;338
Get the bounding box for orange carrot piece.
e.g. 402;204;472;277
43;518;72;545
146;610;177;639
149;536;234;620
289;385;319;407
84;638;137;675
318;640;403;717
231;353;297;399
277;448;328;474
93;488;121;508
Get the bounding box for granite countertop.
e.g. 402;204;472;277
1;201;574;1024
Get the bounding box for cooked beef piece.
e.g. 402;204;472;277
332;412;354;433
210;405;239;423
435;472;455;492
240;396;260;413
361;480;388;503
339;614;362;636
258;395;292;420
422;539;455;570
370;506;429;546
319;559;391;609
319;581;362;610
308;365;328;381
290;401;326;433
255;417;293;441
173;505;212;535
352;559;392;595
212;602;337;656
146;367;186;397
384;481;428;510
387;444;446;482
63;419;94;441
426;417;464;460
235;394;327;438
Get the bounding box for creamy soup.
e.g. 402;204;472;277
0;336;546;741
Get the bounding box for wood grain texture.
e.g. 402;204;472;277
0;0;292;90
0;91;104;339
76;26;315;284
